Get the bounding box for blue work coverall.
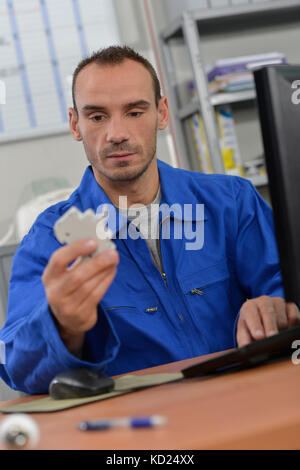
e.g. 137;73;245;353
0;160;283;394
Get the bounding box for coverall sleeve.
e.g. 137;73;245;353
0;218;120;395
232;177;285;343
233;177;284;298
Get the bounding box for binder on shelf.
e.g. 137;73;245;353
216;105;244;177
188;113;213;174
188;107;244;177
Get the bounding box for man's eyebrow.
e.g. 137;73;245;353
81;100;151;113
81;105;106;113
125;100;151;109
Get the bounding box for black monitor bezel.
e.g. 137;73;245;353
254;65;300;303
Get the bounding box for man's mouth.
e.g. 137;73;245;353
107;152;135;159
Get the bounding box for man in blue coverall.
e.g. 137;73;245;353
0;46;299;394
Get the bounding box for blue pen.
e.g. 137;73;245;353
77;415;167;431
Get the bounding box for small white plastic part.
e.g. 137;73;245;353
53;206;116;255
0;413;40;449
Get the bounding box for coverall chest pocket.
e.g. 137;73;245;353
179;259;230;296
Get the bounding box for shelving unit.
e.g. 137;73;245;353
178;89;256;120
160;0;300;185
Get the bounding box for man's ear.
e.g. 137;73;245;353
157;96;169;131
69;107;82;141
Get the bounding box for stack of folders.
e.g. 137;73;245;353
206;52;286;95
188;106;244;177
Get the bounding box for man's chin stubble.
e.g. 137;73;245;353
99;153;155;183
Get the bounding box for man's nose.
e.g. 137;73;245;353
106;117;129;144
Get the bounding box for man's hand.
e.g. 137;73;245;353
236;295;300;347
42;238;119;356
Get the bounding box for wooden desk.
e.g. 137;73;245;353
0;353;300;450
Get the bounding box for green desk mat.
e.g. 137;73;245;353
0;372;184;413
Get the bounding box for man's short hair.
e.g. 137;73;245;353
72;45;162;113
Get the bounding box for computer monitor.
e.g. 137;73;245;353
254;65;300;304
182;73;300;378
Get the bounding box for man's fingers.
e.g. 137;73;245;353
58;248;118;296
237;297;300;349
241;301;265;341
45;247;119;299
56;267;117;333
286;302;300;327
43;238;98;280
255;296;279;337
67;256;83;270
74;268;118;326
63;264;117;310
236;317;253;347
273;297;288;330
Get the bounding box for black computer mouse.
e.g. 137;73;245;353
49;368;115;399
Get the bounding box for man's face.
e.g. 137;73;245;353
69;59;169;184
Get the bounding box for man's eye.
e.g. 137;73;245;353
90;115;105;122
129;111;142;117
